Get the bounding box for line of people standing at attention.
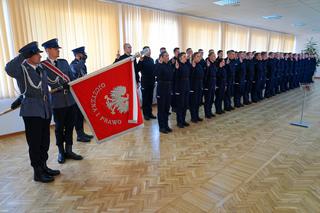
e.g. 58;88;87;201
121;44;317;134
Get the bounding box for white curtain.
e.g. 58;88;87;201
181;16;221;54
249;28;270;52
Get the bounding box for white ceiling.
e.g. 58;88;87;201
111;0;320;36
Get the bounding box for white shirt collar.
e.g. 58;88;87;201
48;57;56;65
26;62;37;70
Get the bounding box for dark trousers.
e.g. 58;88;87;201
215;87;225;113
74;105;84;133
243;81;252;104
157;89;171;130
258;80;265;100
190;89;202;121
176;91;189;125
265;79;271;98
53;104;76;147
204;86;215;116
251;81;259;102
234;83;243;107
275;77;281;94
23;117;51;168
141;83;155;117
224;84;233;109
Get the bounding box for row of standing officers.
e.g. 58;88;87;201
132;44;317;134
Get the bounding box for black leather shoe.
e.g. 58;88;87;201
83;133;94;139
183;122;190;127
144;116;150;120
34;167;54;183
43;164;60;176
205;115;212;119
166;127;173;132
77;136;91;143
177;124;184;128
65;145;83;160
159;128;169;134
216;111;223;115
191;119;198;123
149;114;157;119
198;118;203;122
58;152;65;164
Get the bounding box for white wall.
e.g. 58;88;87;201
295;33;320;77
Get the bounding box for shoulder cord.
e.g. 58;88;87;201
18;61;43;97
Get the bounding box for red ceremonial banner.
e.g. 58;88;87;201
69;57;143;143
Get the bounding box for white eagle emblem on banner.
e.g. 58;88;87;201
105;86;129;115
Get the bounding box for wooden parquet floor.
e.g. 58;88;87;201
1;83;320;213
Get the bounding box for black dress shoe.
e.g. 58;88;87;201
225;108;231;111
177;124;184;128
159;128;169;134
230;107;235;110
205;115;212;119
210;113;216;117
144;116;150;120
166;127;173;132
191;119;198;123
34;167;54;183
65;145;83;160
43;165;60;176
65;152;83;160
198;118;203;122
58;152;65;164
77;136;91;143
216;111;223;115
149;114;157;119
83;133;94;139
183;122;190;127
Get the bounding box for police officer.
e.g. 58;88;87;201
170;47;180;113
155;51;174;134
189;52;204;123
203;51;217;118
70;46;93;142
186;48;193;65
114;43;140;83
174;52;190;128
217;50;224;60
5;41;60;183
244;52;254;105
234;51;246;107
215;58;226;114
265;52;276;98
252;53;263;103
259;52;268;100
42;38;83;164
198;49;207;70
137;46;156;120
155;47;167;64
224;50;236;111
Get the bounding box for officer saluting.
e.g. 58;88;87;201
42;38;83;164
70;46;94;142
137;46;157;120
5;41;60;183
114;43;140;84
